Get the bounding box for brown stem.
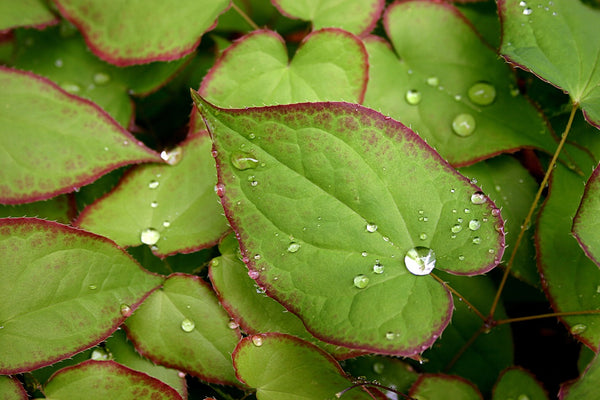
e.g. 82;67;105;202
231;1;260;30
496;309;600;325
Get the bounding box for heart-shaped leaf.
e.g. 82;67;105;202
0;218;162;374
559;352;600;400
42;360;183;399
199;28;368;107
0;67;161;204
0;376;27;400
409;374;483;400
492;367;549;400
0;0;57;32
573;163;600;268
53;0;230;66
232;333;378;399
271;0;384;36
125;273;241;386
499;0;600;128
75;131;230;257
363;1;557;166
192;93;505;355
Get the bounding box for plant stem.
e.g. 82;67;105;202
444;325;485;371
488;103;579;318
336;382;416;400
496;309;600;325
431;273;487;321
231;1;260;30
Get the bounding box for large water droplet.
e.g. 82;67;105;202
252;335;263;346
120;304;132;317
468;82;496;106
231;151;259;170
469;219;481;231
405;89;422;105
404;247;436;275
140;228;160;245
61;82;81;93
452;113;476;137
451;224;463;233
470;191;486;205
287;242;301;253
523;7;533;15
353;274;369;289
148;180;159;189
571;323;587;335
181;318;195;332
160;147;183;165
373;260;384;274
366;222;378;233
93;72;111;85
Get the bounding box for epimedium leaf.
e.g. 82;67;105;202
199;28;368;107
74;131;230;257
364;2;557;167
409;374;483;400
209;233;362;359
0;218;163;374
492;367;549;400
573;162;600;268
125;273;241;386
0;194;74;224
53;0;230;66
0;67;161;205
0;0;57;32
192;94;505;356
42;360;183;400
559;351;600;400
271;0;385;36
0;375;27;400
342;355;419;396
499;0;600;128
232;333;379;400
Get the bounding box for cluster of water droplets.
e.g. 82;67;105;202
519;0;557;17
54;57;112;94
138;174;172;248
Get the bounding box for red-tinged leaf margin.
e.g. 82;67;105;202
492;366;549;400
0;66;162;205
44;360;183;399
270;0;386;37
199;28;370;105
572;163;600;268
409;373;484;399
558;351;600;399
0;217;163;374
0;12;58;35
0;376;28;400
52;2;230;66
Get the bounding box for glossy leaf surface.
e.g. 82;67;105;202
342;355;419;396
363;2;556;166
493;367;548;400
54;0;230;66
75;131;229;257
0;376;27;400
560;352;600;399
193;94;504;355
125;273;241;386
499;0;600;127
410;374;483;400
0;67;160;204
0;0;57;32
573;163;600;268
0;218;162;374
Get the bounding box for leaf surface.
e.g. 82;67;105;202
125;273;241;386
364;1;556;166
0;375;27;400
75;131;229;257
0;218;162;374
42;360;182;400
342;355;419;396
492;367;548;400
559;352;600;400
573;163;600;268
0;0;57;32
0;194;73;224
499;0;600;128
0;67;161;204
409;374;483;400
53;0;230;66
192;94;505;355
271;0;384;36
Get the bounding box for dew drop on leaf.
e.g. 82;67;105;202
470;191;487;205
228;320;239;329
426;76;439;87
248;270;259;279
61;82;81;93
353;274;369;288
88;284;97;290
54;59;63;68
451;224;463;233
452;113;476;137
93;72;111;85
372;362;385;374
231;151;259;170
517;395;530;400
180;318;195;332
148;180;159;189
405;89;422;105
472;237;481;245
120;304;132;317
523;7;533;15
404;247;436;275
468;82;496;106
385;332;396;340
90;348;110;360
373;260;384;274
571;323;587;335
287;242;301;253
160;147;183;165
140;228;160;245
214;183;225;197
251;335;263;347
469;219;481;231
162;220;170;228
366;222;378;233
150;201;158;208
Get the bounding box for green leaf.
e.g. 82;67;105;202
125;273;241;386
0;0;57;32
42;360;182;400
232;333;377;399
192;94;505;355
364;2;556;166
492;367;549;400
200;28;368;107
342;355;419;396
271;0;384;36
209;233;361;359
560;352;600;399
0;195;73;224
75;131;229;257
0;218;162;374
0;375;27;400
410;374;483;400
573;163;600;268
499;0;600;128
53;0;230;66
0;67;161;204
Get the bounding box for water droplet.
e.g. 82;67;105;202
517;395;530;400
181;318;195;332
248;176;258;187
523;7;532;15
373;260;384;274
61;82;81;93
452;113;476;137
419;232;428;240
488;248;495;254
148;180;159;189
140;228;160;245
120;304;132;317
373;362;385;374
90;348;110;360
404;247;436;275
150;201;158;208
163;220;171;228
385;332;396;340
366;222;378;233
287;242;301;253
469;220;481;231
93;72;111;85
472;237;481;245
571;323;587;335
464;208;471;214
458;255;465;261
519;0;527;6
450;188;455;193
228;320;239;329
426;76;439;87
248;270;259;279
231;151;259;170
454;94;462;101
361;251;368;257
405;89;422;105
468;82;496;106
491;208;501;217
252;335;263;346
451;224;463;233
596;285;600;293
470;191;486;205
214;183;225;197
160;147;183;165
54;59;63;68
353;274;369;289
88;284;97;290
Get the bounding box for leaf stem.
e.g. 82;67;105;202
443;325;485;371
431;273;487;321
496;309;600;325
231;1;260;30
488;103;579;318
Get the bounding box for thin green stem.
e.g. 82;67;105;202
488;103;579;318
231;2;260;30
431;273;487;321
496;309;600;325
444;325;485;371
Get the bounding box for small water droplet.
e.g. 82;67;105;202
385;332;396;340
571;323;587;335
464;208;471;214
181;318;195;332
248;176;258;187
366;222;378;233
150;201;158;208
468;82;496;105
140;228;160;245
120;304;132;317
148;180;159;189
458;255;465;261
488;248;495;254
228;320;239;329
214;183;225;197
470;191;486;205
373;362;385;374
248;270;259;279
517;395;530;400
472;237;481;245
519;0;527;6
353;274;369;289
231;151;259;170
88;284;97;290
469;219;481;231
523;7;533;15
61;82;81;93
90;348;110;360
163;220;171;228
252;335;263;346
405;89;422;105
373;260;384;274
451;224;463;233
160;147;183;165
287;242;301;253
419;232;427;240
452;113;476;137
93;72;111;85
454;94;462;101
361;251;368;257
404;247;436;275
426;76;439;87
491;208;501;217
450;188;455;193
54;59;63;68
596;285;600;293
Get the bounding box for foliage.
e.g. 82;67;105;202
1;0;599;399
